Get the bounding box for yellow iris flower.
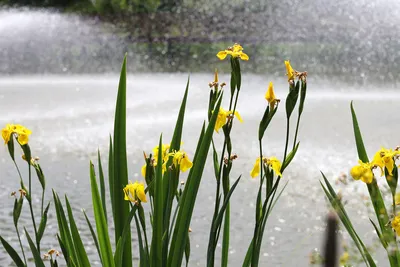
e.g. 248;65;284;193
372;147;399;176
1;124;13;144
153;143;171;160
142;143;171;177
123;181;147;203
392;215;400;236
1;124;32;145
214;107;243;133
166;150;193;172
350;160;374;184
284;60;295;82
250;156;282;178
217;43;249;61
265;82;279;110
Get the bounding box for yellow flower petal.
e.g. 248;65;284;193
350;160;374;184
267;157;282;177
180;156;193;172
265;82;278;110
284;60;295;81
17;134;29;145
392;215;400;236
136;183;147;203
250;158;261;178
123;181;147;203
239;52;249;61
234;111;243;123
141;164;147;178
217;51;228;60
1;124;13;144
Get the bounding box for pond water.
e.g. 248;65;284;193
0;74;398;266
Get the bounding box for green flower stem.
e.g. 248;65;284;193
283;118;290;162
292;112;301;151
41;189;45;218
12;160;23;182
27;164;39;252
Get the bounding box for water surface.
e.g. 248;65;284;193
0;74;398;266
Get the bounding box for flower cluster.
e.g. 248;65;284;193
123;181;147;204
350;147;400;184
250;156;282;178
214;107;243;133
142;143;193;176
216;43;249;61
1;124;32;145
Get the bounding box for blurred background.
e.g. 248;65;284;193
1;0;400;83
1;0;400;266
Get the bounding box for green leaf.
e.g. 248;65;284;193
111;55;131;267
108;135;114;219
13;197;23;227
320;173;377;267
98;149;107;225
57;234;72;266
386;165;398;197
350;101;369;163
20;144;31;165
242;240;253;267
151;135;164;267
114;204;138;267
0;235;25;267
25;229;46;267
369;219;388;248
7;134;15;161
185;232;191;267
65;196;91;267
34;164;46;191
161;78;190;262
90;162;115;267
211;177;241;267
53;191;79;264
168;94;223;267
134;214;146;267
285;81;300;119
83;210;103;265
298;80;307;115
281;142;300;173
37;202;51;243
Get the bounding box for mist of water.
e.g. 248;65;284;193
1;0;400;83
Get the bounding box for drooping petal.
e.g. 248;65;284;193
234;111;243;123
239;52;249;61
136;184;147;203
1;125;13;144
180;156;193;172
350;160;374;184
383;155;395;176
17;134;29;145
250;158;261;178
392;215;400;236
141;164;147;178
361;169;374;184
268;157;282;177
350;165;363;180
217;51;228;60
214;108;228;133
